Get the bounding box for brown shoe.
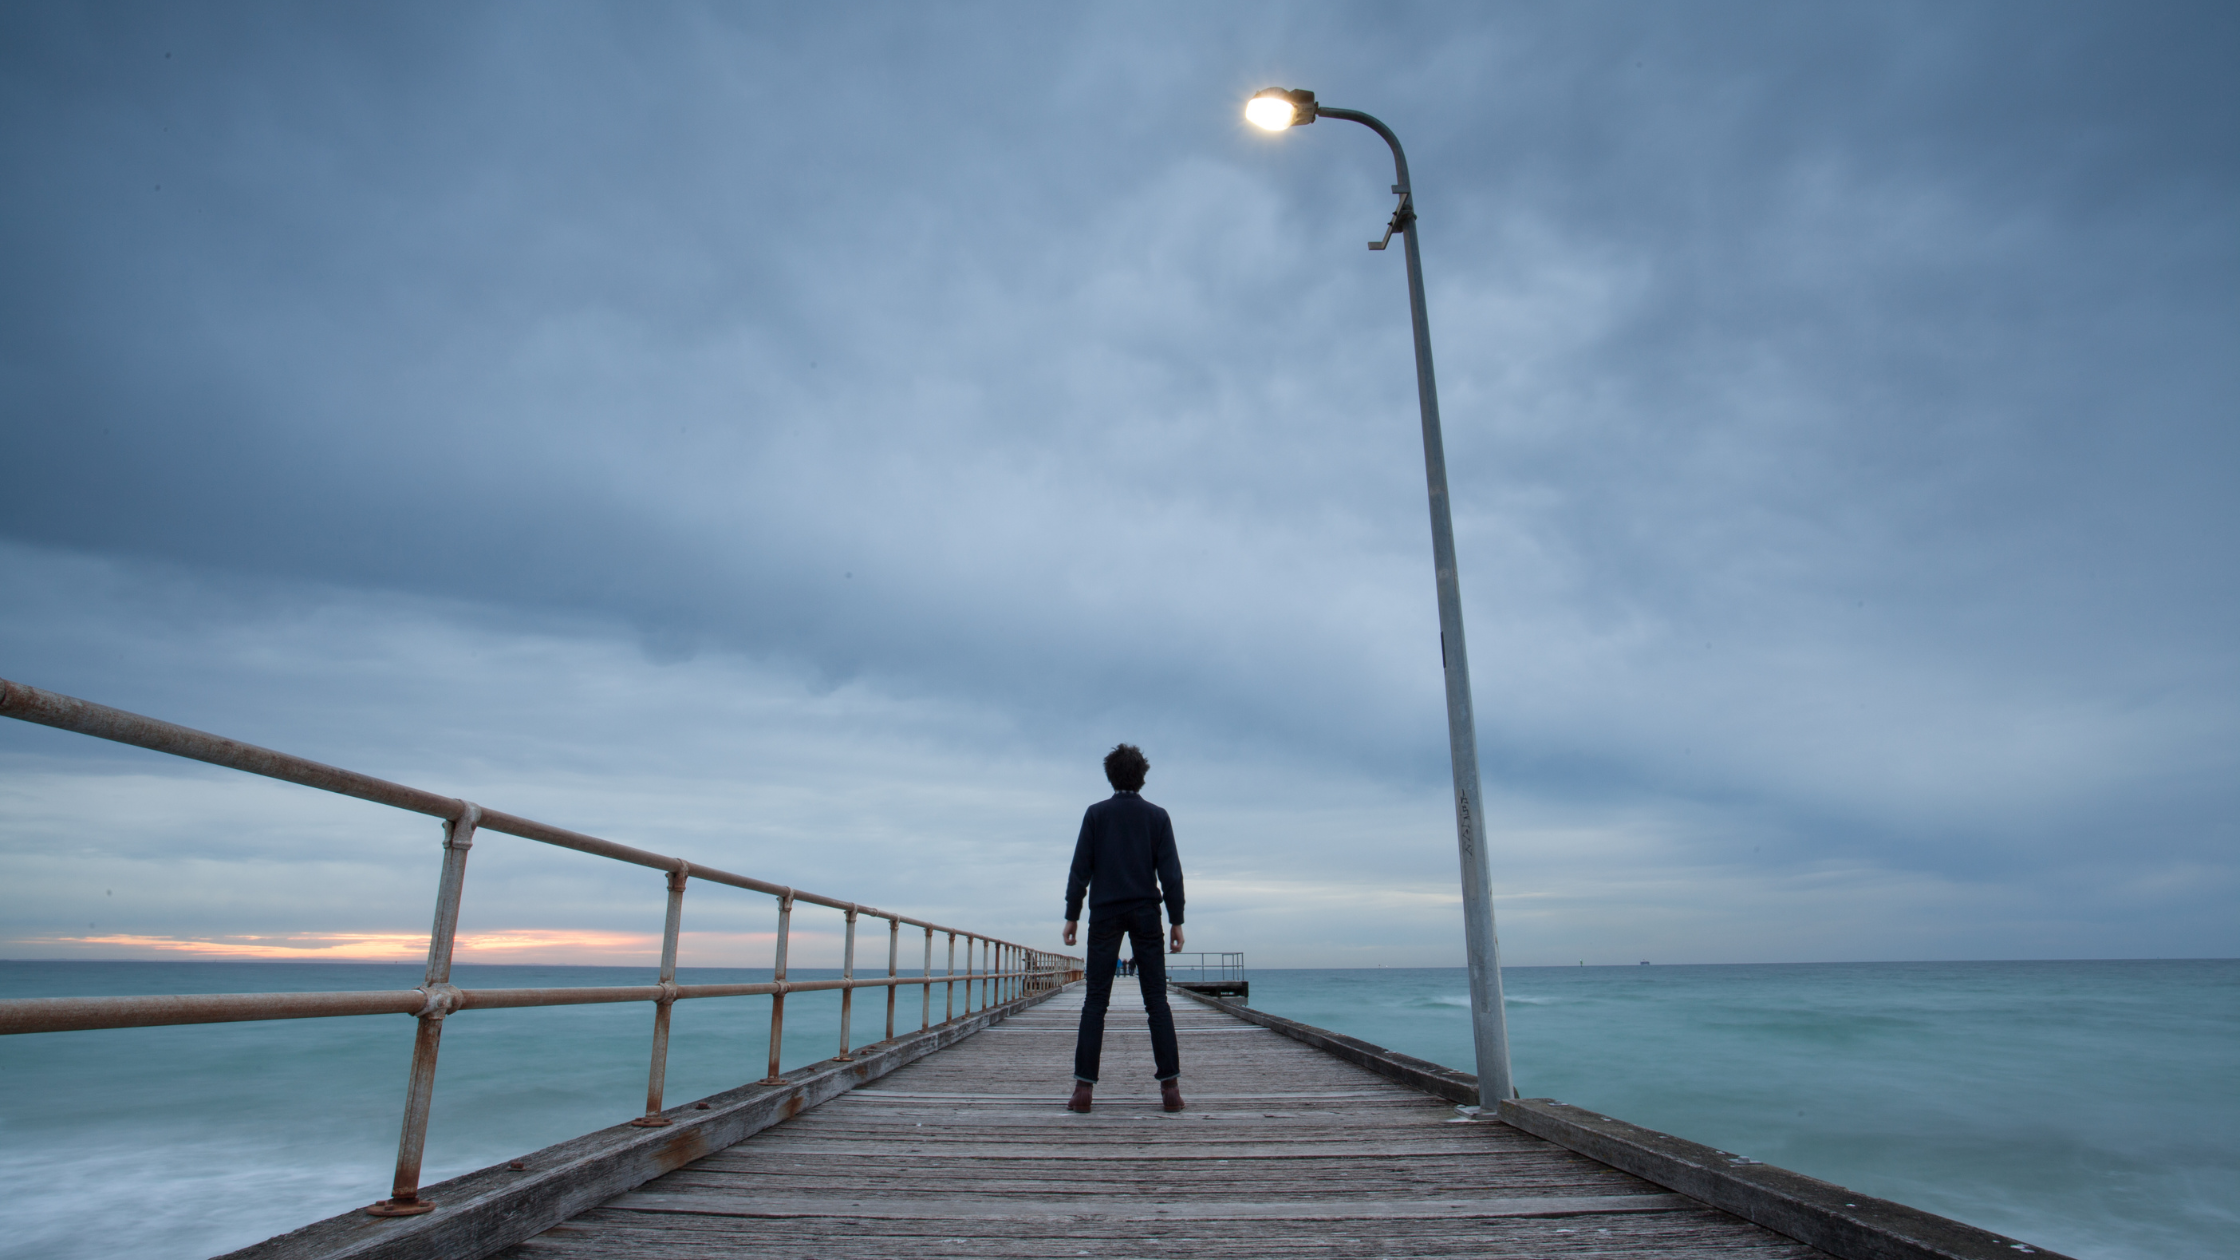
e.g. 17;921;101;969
1161;1080;1185;1113
1067;1082;1093;1113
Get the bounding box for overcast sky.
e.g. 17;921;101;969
2;2;2232;969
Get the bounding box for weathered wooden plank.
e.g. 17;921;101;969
681;1139;1526;1159
506;1207;1826;1258
601;1191;1694;1220
659;1171;1651;1197
667;1148;1640;1173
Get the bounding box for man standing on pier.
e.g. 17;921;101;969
1062;743;1186;1114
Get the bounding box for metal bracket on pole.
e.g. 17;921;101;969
1369;187;1412;251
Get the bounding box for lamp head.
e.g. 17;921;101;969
1246;87;1317;131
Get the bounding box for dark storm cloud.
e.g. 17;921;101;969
2;2;2233;959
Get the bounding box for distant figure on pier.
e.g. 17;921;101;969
1062;742;1186;1114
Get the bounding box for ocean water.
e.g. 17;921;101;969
1;960;2232;1259
1244;961;2239;1260
0;961;944;1259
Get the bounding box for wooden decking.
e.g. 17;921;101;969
499;984;1825;1258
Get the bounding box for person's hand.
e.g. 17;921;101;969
1170;924;1185;953
1063;920;1077;947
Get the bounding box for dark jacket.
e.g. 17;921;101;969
1063;790;1184;925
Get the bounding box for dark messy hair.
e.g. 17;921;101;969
1103;743;1149;792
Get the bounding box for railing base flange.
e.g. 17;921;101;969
364;1199;435;1217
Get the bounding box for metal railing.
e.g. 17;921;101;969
0;678;1079;1216
1169;952;1246;986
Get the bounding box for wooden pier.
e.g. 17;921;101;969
231;979;2072;1260
488;986;1838;1260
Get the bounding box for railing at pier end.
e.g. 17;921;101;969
0;678;1079;1216
1168;951;1247;999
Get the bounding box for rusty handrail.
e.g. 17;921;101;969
0;970;1059;1035
0;678;991;932
0;676;1079;1215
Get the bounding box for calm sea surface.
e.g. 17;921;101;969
1245;961;2238;1260
1;958;2232;1259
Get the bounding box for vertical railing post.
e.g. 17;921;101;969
885;916;899;1042
632;863;690;1127
763;892;793;1084
367;802;480;1216
921;925;933;1030
945;932;957;1023
838;908;858;1059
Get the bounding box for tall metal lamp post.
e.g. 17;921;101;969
1246;87;1515;1105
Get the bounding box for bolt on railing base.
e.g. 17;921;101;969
625;1115;672;1128
363;1197;436;1218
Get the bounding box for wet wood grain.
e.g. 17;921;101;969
498;986;1826;1259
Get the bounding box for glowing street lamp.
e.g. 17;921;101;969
1245;87;1316;131
1246;87;1516;1106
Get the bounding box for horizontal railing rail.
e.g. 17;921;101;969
0;971;1054;1036
0;677;1079;1217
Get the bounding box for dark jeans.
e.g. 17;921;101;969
1073;902;1180;1083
